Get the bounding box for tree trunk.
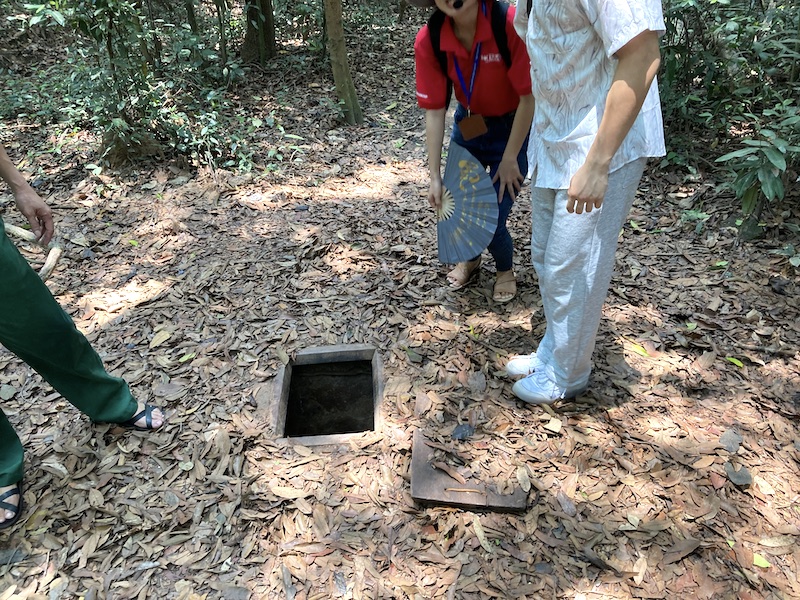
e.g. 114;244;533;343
184;0;199;34
213;0;228;70
143;0;162;72
323;0;363;125
792;8;800;83
399;0;409;20
241;0;277;65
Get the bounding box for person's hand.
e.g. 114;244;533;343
14;185;54;245
566;160;609;214
492;156;524;203
428;175;443;212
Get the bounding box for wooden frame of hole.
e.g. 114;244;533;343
272;344;384;446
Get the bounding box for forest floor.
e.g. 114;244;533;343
0;5;799;600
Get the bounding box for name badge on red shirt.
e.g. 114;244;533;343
459;114;488;140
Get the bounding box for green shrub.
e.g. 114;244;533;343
15;0;253;168
661;0;799;221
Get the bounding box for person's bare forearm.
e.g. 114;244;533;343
585;30;661;170
0;144;55;244
503;94;535;162
425;108;447;180
566;30;661;213
0;145;32;194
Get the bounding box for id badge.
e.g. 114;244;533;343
458;114;488;140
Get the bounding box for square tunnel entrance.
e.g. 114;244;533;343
273;344;383;445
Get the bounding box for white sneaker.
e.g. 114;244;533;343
505;352;543;377
511;370;587;405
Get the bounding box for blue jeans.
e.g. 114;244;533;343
451;104;529;272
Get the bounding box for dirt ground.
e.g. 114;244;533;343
1;5;799;600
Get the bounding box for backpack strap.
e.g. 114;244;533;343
427;9;454;108
489;0;512;69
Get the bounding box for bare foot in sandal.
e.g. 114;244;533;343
493;270;516;303
0;482;22;530
447;257;481;289
120;402;165;431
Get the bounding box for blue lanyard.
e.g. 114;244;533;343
452;1;487;112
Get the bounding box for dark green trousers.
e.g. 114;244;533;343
0;218;137;486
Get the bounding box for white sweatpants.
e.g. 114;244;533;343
530;158;647;392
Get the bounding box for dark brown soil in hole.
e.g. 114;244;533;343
284;360;375;437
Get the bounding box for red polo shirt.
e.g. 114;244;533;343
414;0;532;116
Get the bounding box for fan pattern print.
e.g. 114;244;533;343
436;143;498;264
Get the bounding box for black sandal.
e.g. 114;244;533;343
119;404;162;431
0;480;24;531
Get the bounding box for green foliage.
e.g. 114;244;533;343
2;0;402;171
771;244;800;267
0;64;88;125
680;209;710;234
274;0;324;47
661;0;800;221
23;2;67;27
715;100;800;214
13;0;253;168
160;92;264;171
